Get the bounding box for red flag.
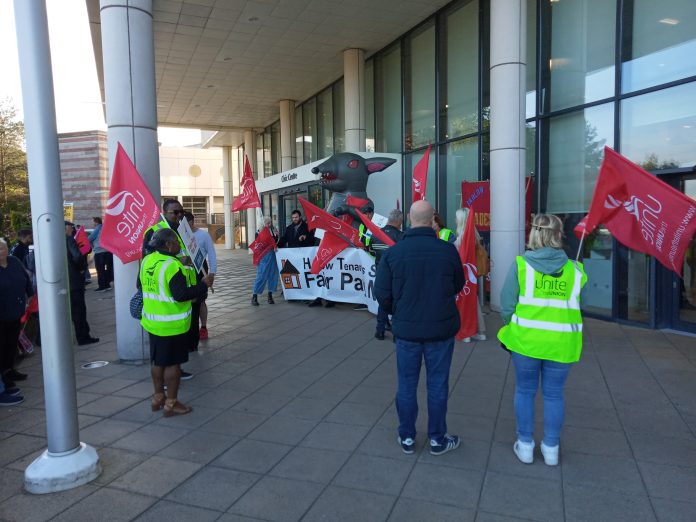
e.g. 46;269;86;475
345;195;370;209
101;143;161;264
461;177;534;232
580;147;696;275
354;209;395;247
311;232;352;274
299;197;363;249
455;211;479;341
232;155;261;212
74;226;91;255
412;144;431;202
573;216;589;239
249;226;275;265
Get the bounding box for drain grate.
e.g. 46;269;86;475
80;361;109;369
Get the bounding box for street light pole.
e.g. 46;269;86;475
14;0;100;493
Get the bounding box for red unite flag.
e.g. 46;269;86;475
232;155;261;212
249;226;275;265
101;144;161;264
412;144;431;203
577;147;696;276
455;210;479;341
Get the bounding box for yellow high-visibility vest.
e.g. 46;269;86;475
140;251;192;336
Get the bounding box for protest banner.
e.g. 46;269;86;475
177;217;206;273
276;247;378;314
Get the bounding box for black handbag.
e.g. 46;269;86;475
129;289;143;319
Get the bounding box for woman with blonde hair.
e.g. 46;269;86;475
497;214;587;466
454;208;486;342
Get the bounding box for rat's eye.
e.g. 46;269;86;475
348;159;359;169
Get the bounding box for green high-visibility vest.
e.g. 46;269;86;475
438;228;453;241
140;251;193;336
359;223;372;247
497;256;587;363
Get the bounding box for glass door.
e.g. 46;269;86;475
671;177;696;332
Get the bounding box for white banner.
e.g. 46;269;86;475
177;218;206;273
276;247;378;314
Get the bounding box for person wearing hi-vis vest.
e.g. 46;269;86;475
498;214;587;466
140;229;213;417
432;213;456;243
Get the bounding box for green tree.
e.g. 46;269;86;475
0;100;29;238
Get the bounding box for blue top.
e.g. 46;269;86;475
88;223;106;254
375;227;465;342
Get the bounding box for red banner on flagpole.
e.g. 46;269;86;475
232;155;261;212
101;143;161;264
412;144;431;203
455;211;478;341
579;147;696;275
249;226;276;265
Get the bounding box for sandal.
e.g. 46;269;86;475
163;398;192;417
151;392;166;412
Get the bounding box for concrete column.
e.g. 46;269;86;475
244;130;257;239
489;0;526;311
279;100;295;171
343;48;366;152
14;0;100;493
222;146;235;249
100;0;160;360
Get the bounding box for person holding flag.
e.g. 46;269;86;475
250;216;280;306
454;208;486;342
497;214;587;467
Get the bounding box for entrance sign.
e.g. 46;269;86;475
277;247;378;314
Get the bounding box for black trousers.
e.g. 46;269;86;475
94;252;113;289
70;288;91;341
0;319;21;374
189;300;201;352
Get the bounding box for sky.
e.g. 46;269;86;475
0;0;201;147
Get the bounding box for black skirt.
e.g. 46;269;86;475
149;331;190;367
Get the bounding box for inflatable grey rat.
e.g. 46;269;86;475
311;153;396;221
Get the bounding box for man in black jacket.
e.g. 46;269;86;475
9;229;32;267
374;200;464;457
65;221;99;345
277;210;312;248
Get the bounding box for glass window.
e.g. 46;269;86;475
440;0;479;141
526;0;537;119
405;21;436;151
620;82;696;170
333;80;345;153
271;121;281;175
263;128;272;178
376;43;402;153
182;196;208;224
622;1;696;93
317;88;334;159
547;0;616;111
441;137;478;228
547;103;614;213
403;149;436;216
365;59;375;152
295;105;303;165
256;133;263;180
526;122;536;180
618;247;651;323
579;224;613;317
303;98;317;164
308;184;324;208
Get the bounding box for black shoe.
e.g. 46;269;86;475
180;371;194;381
251;294;259;306
353;304;368;310
398;436;415;455
4;369;27;381
94;287;108;292
77;337;100;346
375;330;385;340
5;387;21;396
429;434;460;456
268;293;275;304
323;301;334;308
308;298;322;307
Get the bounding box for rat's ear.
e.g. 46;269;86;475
364;157;396;173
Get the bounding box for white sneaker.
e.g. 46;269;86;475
472;333;487;341
513;440;534;464
462;337;471;343
540;441;559;466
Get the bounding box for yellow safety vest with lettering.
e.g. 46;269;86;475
145;220;189;257
358;223;372;247
438;228;453;241
497;256;587;363
140;252;192;336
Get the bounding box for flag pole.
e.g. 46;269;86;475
575;229;586;262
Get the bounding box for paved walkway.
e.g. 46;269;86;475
1;248;696;521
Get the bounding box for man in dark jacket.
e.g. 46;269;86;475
9;229;32;267
277;210;312;248
65;221;99;345
372;209;403;339
374;200;464;457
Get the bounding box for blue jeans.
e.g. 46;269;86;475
376;306;389;332
511;352;572;446
395;337;454;443
253;251;278;294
